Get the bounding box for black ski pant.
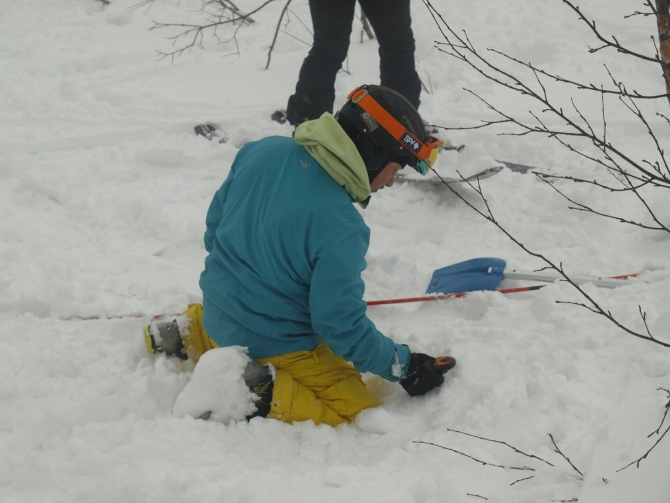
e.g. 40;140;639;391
286;0;421;126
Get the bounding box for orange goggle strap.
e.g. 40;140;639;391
348;87;441;166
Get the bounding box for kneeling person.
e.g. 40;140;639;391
147;85;456;426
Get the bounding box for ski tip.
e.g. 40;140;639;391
496;160;537;174
271;110;288;125
194;123;228;143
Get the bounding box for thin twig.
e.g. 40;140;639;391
650;388;670;436
265;0;293;69
278;28;311;47
422;0;670;208
562;0;659;63
152;0;275;60
548;434;583;477
488;49;668;100
535;175;669;232
510;475;535;486
618;425;670;471
287;7;312;36
618;387;670;471
445;428;555;467
428;167;670;349
414;441;535;471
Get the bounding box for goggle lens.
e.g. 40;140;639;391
415;135;440;175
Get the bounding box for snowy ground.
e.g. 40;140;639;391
1;1;669;502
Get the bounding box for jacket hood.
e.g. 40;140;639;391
294;113;371;207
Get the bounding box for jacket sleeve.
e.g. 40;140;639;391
308;220;410;381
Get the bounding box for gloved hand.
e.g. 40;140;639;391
400;353;456;397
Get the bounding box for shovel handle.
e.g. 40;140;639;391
366;285;544;306
503;270;637;289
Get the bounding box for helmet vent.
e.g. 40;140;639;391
360;112;380;133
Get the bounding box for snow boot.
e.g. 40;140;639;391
246;360;274;419
143;304;221;362
197;358;275;421
143;318;188;360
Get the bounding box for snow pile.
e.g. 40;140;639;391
173;347;257;423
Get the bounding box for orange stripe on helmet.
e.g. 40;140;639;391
348;87;441;167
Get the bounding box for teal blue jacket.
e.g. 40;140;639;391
199;114;410;381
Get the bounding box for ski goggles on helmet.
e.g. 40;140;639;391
347;87;441;175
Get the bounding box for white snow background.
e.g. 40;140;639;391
1;1;669;502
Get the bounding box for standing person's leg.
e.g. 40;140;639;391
359;0;422;109
286;0;357;126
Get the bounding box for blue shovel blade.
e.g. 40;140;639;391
426;257;507;295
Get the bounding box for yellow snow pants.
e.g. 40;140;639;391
181;304;379;427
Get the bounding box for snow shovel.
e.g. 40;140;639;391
426;257;637;295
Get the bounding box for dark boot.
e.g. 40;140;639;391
196;358;275;421
243;359;274;419
144;319;187;360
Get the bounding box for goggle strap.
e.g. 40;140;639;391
348;89;434;161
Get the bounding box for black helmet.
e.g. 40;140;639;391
336;85;440;182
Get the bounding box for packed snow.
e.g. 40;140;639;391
1;1;669;502
173;347;258;423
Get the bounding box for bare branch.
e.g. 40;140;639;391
422;0;670;248
650;388;670;436
265;0;292;69
510;476;535;486
150;0;275;60
435;38;670;189
427;167;670;348
625;4;657;19
488;48;668;100
277;28;311;48
618;424;670;471
287;6;312;36
445;428;555;467
548;433;584;478
414;441;535;471
562;0;660;63
130;0;155;12
534;174;670;232
218;0;256;24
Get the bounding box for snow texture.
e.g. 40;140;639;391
172;347;257;423
1;1;669;502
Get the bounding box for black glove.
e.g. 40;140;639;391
400;353;455;397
